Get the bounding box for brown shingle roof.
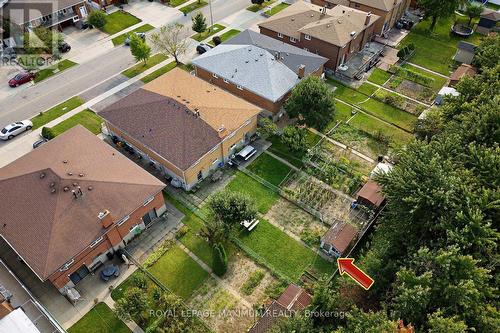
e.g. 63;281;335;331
259;2;379;46
99;68;260;171
321;222;358;254
357;180;385;207
0;126;165;280
450;64;477;85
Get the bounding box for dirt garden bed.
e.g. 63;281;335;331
391;79;435;103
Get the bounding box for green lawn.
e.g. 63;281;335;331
237;219;333;280
122;53;168;78
247;0;276;12
400;63;448;91
208;29;241;46
31;96;84;129
191;24;226;42
329;123;388;158
48;110;102;137
349;111;413;143
102;11;141;35
170;0;189;6
264;3;290;16
179;1;208;14
35;59;77;83
225;172;279;213
267;131;321;168
368;68;392;85
247;153;292;187
357;82;378;96
68;303;131;333
141;61;177;83
111;24;154;46
148;245;208;299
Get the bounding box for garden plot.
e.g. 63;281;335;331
188;279;255;333
328;123;389;159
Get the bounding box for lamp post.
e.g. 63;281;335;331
208;0;214;30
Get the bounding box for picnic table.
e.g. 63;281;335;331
241;219;260;231
100;265;120;282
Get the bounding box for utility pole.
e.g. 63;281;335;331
208;0;214;30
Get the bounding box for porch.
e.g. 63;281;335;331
335;42;385;80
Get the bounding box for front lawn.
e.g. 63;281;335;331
368;68;392;85
225;172;279;213
122;53;168;78
148;245;208;299
48;109;102;137
264;3;290;16
191;24;226;42
247;0;276;12
102;11;141;35
68;303;131;333
208;29;241;46
141;61;177;83
179;1;208;14
35;59;77;83
111;24;154;46
246;153;292;187
170;0;189;7
31;96;84;129
236;219;333;280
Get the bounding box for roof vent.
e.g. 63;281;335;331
40;173;46;179
327;24;331;28
88;186;93;191
63;160;68;164
79;173;84;177
67;172;73;176
291;17;295;21
73;182;78;186
218;125;225;132
51;188;56;194
350;31;356;36
63;186;70;192
245;60;249;63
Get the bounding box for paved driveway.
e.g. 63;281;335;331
126;0;182;27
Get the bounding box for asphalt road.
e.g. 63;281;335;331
0;0;252;127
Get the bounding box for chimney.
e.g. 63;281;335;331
275;51;280;60
365;12;371;26
297;64;306;79
98;210;113;228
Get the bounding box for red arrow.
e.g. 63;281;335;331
337;258;374;290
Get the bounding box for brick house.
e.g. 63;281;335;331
192;29;328;119
0;126;166;293
310;0;411;35
258;1;380;71
99;68;261;191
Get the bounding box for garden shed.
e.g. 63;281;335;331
320;221;358;257
435;86;459;105
356;180;386;209
453;41;476;64
450;64;477;86
476;8;500;35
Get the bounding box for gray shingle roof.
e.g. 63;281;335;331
225;29;328;76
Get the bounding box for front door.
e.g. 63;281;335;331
69;265;90;285
142;209;157;227
79;6;88;18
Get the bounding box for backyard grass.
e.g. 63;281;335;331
226;172;279;213
111;24;154;46
191;24;226;42
246;153;292;187
267;131;321;168
323;102;354;132
34;59;77;83
31;96;84;129
400;63;448;91
368;68;392;85
208;29;241;46
179;1;208;14
349;111;413;144
48;109;102;136
102;11;141;35
68;303;131;333
141;61;177;83
122;53;168;78
148;245;208;299
264;2;290;16
357;82;378;96
247;0;276;12
236;219;333;280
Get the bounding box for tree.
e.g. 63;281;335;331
114;287;149;325
473;34;500;69
87;10;107;29
199;218;225;246
285;76;335;130
257;118;278;139
129;34;151;65
427;311;468;333
464;3;483;27
206;190;257;235
212;243;228;276
334;308;397;333
251;0;265;5
280;125;307;152
417;0;461;30
150;23;189;64
414;107;443;141
191;12;207;34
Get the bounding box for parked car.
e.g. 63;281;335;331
58;42;71;53
228;145;257;167
8;71;35;87
0;120;33;140
1;47;16;61
196;43;212;55
33;138;48;149
124;32;146;46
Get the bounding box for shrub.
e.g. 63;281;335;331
143;239;174;268
264;280;288;299
212;243;228;276
87;10;107;29
41;126;55;139
280;125;308;152
212;35;221;46
241;270;265;295
131;273;147;289
175;225;190;239
300;228;323;247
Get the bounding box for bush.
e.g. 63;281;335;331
87;10;107;29
143;239;174;268
300;228;322;247
241;270;265;295
175;225;190;239
212;243;227;276
131;273;147;289
212;35;221;46
280;125;308;152
41;126;55;139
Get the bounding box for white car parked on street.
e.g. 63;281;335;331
0;120;33;140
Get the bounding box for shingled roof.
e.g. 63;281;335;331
258;2;379;47
0;126;165;280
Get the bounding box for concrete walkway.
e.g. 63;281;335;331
365;80;431;107
175;241;253;308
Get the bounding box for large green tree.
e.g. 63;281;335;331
129;34;151;65
114;287;149;325
417;0;461;30
87;10;107;29
285;76;335;131
191;12;207;34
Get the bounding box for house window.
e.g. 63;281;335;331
59;259;75;271
304;34;311;40
237;85;243;90
118;215;130;226
212;73;218;78
90;236;104;248
290;37;297;43
212;158;219;165
143;196;154;206
278;33;283;38
354;3;360;7
223;78;229;83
